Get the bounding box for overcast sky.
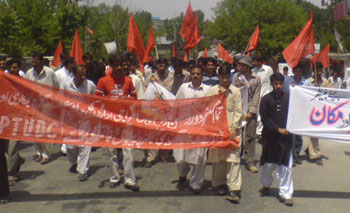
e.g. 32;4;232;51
94;0;324;20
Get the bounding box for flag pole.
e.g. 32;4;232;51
243;43;250;55
155;44;159;60
313;60;318;86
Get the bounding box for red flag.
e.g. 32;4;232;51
184;13;201;52
203;48;208;58
70;30;84;65
143;25;156;63
246;26;260;54
51;41;63;68
180;2;195;41
217;43;234;64
86;27;94;35
127;14;145;65
172;43;178;58
184;52;189;62
311;44;330;68
282;12;315;68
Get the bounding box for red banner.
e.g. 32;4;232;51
0;72;240;150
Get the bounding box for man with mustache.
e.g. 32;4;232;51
174;65;210;194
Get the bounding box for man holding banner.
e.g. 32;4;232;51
207;64;242;203
25;53;60;165
64;65;95;181
95;54;139;191
283;64;312;165
260;73;293;206
174;65;211;194
144;58;174;166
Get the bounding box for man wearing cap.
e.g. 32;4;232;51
232;56;261;173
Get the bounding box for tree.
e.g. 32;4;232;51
206;0;310;57
0;0;85;57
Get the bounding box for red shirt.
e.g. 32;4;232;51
95;74;137;99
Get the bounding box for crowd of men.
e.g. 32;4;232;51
1;51;349;206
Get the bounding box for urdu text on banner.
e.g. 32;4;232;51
0;72;240;150
287;86;350;142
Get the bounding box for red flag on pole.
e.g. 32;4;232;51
311;44;330;68
127;14;145;65
70;30;84;65
51;41;63;68
282;11;315;68
184;13;201;52
184;52;189;62
247;26;260;53
217;43;234;64
143;25;156;63
180;2;195;41
172;43;178;58
203;48;208;58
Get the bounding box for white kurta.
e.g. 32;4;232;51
56;66;74;89
130;73;145;99
253;64;273;135
173;82;211;164
64;79;96;174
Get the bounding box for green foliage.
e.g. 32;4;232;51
0;0;85;57
321;0;350;52
206;0;310;57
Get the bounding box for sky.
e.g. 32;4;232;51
95;0;324;20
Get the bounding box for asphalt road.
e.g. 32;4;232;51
1;138;350;213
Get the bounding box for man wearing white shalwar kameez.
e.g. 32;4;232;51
174;65;211;194
207;64;243;203
252;56;273;148
63;65;95;181
56;57;75;155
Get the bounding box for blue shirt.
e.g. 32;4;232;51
284;76;312;92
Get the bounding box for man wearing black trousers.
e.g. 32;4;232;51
0;139;9;204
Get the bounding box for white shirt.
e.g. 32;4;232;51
130;73;145;99
175;82;211;99
252;64;273;98
328;76;342;89
25;66;59;88
252;64;273;135
5;70;26;77
174;82;211;165
56;66;74;89
64;79;96;95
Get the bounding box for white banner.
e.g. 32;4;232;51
104;41;117;54
144;82;175;100
287;86;350;143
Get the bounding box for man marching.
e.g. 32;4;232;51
95;54;139;192
64;65;95;181
207;64;243;203
259;73;293;206
174;65;211;194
